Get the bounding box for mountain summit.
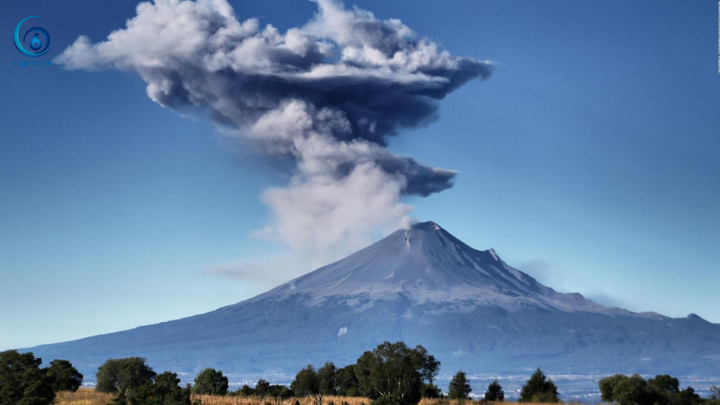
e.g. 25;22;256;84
24;222;720;387
254;221;620;315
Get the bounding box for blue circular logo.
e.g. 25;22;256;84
14;16;51;57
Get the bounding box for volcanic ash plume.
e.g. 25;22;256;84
56;0;493;264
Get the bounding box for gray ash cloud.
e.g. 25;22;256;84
56;0;492;255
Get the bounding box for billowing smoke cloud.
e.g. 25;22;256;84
56;0;492;278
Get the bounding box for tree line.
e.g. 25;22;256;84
0;350;83;405
599;374;720;405
2;344;720;405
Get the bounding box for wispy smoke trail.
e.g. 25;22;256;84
56;0;493;278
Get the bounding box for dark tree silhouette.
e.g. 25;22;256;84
420;383;441;399
292;365;323;405
256;379;271;397
354;342;438;405
0;350;55;405
46;359;83;392
96;357;156;397
485;379;504;402
336;365;359;396
192;368;229;396
448;371;472;399
238;384;254;397
519;368;559;403
599;374;703;405
319;362;338;396
130;371;191;405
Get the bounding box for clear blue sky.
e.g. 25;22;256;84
2;0;719;350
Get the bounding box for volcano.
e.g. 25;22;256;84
23;222;720;390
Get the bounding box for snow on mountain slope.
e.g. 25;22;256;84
249;222;640;316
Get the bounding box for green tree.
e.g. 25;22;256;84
673;387;702;405
292;365;322;405
129;371;191;405
237;385;254;397
598;374;703;405
255;379;271;398
354;342;437;405
616;374;654;405
0;350;55;405
268;385;294;404
319;362;338;396
645;375;678;405
192;368;228;396
420;383;441;399
599;374;657;405
336;365;359;396
519;368;559;403
96;357;157;398
649;375;680;397
46;359;83;392
448;371;472;400
648;375;700;405
599;374;628;403
412;346;441;384
485;379;504;402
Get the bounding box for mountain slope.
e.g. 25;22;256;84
252;221;633;315
23;222;720;385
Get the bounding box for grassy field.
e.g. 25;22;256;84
53;390;550;405
192;395;371;405
54;389;113;405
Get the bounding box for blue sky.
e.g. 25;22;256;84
1;0;719;351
